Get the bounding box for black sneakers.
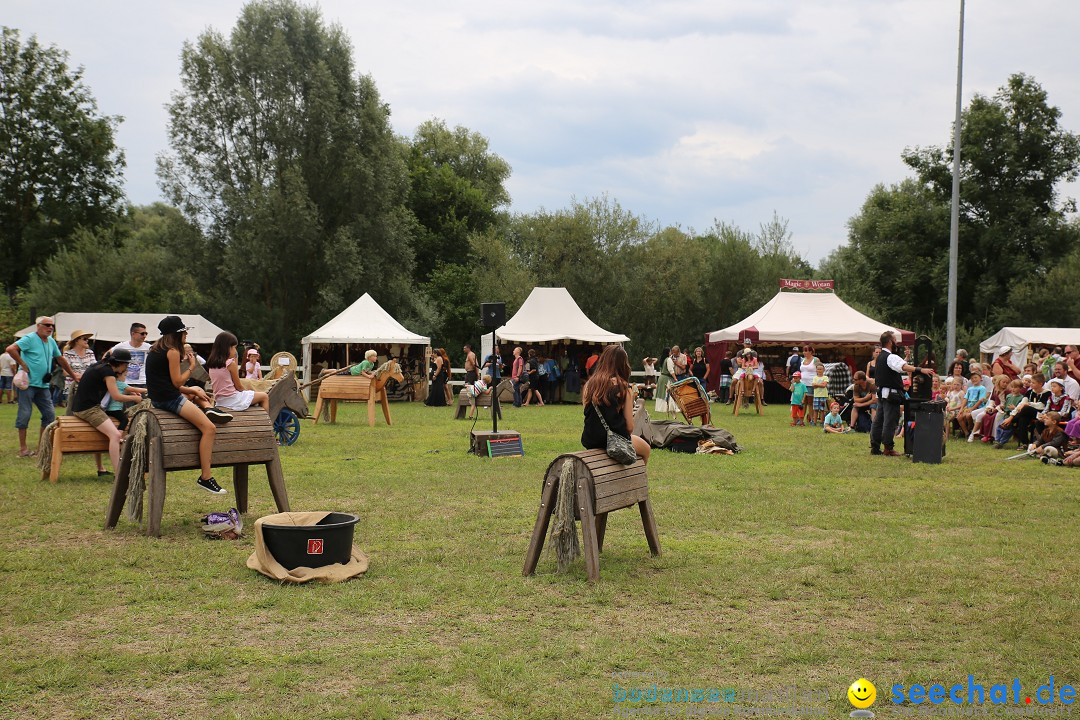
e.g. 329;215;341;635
197;476;227;494
204;406;233;424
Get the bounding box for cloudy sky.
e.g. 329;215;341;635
8;0;1080;262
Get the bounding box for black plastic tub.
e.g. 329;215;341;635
262;513;359;570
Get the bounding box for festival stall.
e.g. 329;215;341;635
15;312;226;357
979;327;1080;367
494;287;629;403
300;293;430;402
704;281;914;402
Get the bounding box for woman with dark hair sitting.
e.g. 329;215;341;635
580;345;650;464
145;316;232;495
69;348;145;474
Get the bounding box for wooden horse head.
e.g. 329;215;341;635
267;372;309;419
373;359;404;391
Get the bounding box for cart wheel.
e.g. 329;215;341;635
274;409;301;446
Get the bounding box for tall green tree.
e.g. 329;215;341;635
833;73;1080;333
157;0;415;350
405;119;511;282
0;27;125;299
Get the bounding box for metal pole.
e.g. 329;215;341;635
946;0;965;363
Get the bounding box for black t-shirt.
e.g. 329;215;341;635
719;358;733;376
692;358;707;380
146;347;181;403
527;356;539;378
581;386;629;450
71;362;117;412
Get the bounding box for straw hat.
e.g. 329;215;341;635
69;329;93;343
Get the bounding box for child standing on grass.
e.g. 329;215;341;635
146;316;233;496
823;401;849;433
789;371;806;426
811;361;829;426
205;332;270;414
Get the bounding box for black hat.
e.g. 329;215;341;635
158;315;192;335
108;347;132;363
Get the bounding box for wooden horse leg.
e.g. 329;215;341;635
522;469;560;576
381;391;392;426
367;394;376;427
264;454;290;512
104;435;135;529
312;395;324;426
576;471;601;583
145;429;167;538
233;464;249;514
48;431;64;483
330;399;338;424
596;512;609;553
732;381;742;416
639;498;661;556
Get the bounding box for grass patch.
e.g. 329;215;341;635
0;400;1077;718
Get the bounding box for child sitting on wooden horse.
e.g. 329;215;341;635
465;374;493;419
205;331;271;414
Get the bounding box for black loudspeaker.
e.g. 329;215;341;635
481;302;506;327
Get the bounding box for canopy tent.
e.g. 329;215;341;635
300;293;430;401
706;290;914;346
15;312;225;346
704;290;913;398
495;287;629;344
979;327;1080;367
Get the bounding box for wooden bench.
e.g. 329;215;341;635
522;449;660;582
42;415;115;483
452;388;503;420
104;407;290;537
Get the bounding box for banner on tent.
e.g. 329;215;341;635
780;279;835;291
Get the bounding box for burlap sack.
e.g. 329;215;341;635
247;511;369;584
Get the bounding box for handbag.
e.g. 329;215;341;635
594;406;638;464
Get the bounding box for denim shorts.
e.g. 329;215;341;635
0;376;11;390
151;395;187;415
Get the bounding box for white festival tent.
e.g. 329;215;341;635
979;327;1080;366
15;312;226;345
494;287;630;345
706;290;914;346
300;293;430;400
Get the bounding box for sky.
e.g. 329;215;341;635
7;0;1080;263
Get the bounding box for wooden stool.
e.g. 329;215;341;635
104;407;290;537
42;416;116;483
522;449;660;582
452;389;502;420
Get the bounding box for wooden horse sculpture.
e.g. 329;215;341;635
731;373;764;416
313;360;404;427
265;371;309;445
666;377;711;426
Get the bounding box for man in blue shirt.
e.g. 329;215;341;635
6;316;78;457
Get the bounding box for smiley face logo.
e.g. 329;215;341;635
848;679;876;709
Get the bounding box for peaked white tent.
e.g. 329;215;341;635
706;290;914;346
300;293;430;400
979;327;1080;366
15;312;225;345
495;287;629;344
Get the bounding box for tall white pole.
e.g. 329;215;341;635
946;0;965;363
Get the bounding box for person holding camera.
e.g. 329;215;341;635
870;330;933;457
6;316;78;457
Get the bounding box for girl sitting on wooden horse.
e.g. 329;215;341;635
580;345;650;465
206;332;271;414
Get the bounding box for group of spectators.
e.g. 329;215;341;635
4;318;269;490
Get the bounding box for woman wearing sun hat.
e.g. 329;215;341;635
62;330;97;398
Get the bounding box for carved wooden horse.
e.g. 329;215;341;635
732;373;763;416
313;360;404;427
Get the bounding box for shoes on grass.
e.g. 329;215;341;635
197;476;227;495
883;449;902;457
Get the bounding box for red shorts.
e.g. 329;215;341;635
791;405;804;419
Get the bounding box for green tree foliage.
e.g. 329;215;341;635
25;204;210;314
405;119;511;281
833;74;1080;334
157;0;415;350
0;27;126;299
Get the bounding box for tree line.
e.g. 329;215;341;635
3;1;1078;364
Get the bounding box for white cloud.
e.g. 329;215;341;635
6;0;1080;263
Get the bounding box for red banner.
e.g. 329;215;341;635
780;279;835;291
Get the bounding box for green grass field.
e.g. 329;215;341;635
1;399;1077;719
